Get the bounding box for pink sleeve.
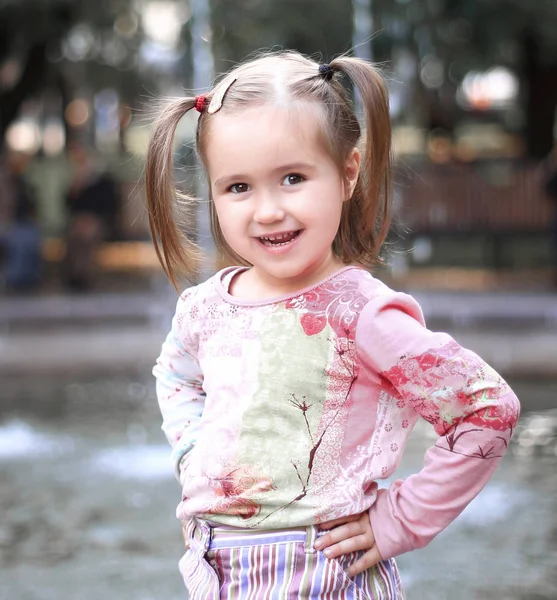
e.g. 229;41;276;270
356;291;520;560
153;291;205;480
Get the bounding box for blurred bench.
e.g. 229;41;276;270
42;238;161;272
397;159;554;270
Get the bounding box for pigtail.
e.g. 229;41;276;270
329;57;392;267
145;98;202;289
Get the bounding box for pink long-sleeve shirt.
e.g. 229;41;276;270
153;266;520;560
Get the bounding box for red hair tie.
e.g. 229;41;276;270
195;95;207;113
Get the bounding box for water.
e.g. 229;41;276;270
1;376;556;600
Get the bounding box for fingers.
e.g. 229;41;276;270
316;512;370;548
346;546;383;577
314;517;374;559
319;532;373;560
313;512;383;575
315;519;366;549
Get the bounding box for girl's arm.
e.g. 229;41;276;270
356;291;520;561
153;293;205;481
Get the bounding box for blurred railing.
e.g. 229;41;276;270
397;159;553;233
36;159;555;276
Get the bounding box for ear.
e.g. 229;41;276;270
343;147;361;202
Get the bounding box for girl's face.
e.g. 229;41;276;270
206;105;360;295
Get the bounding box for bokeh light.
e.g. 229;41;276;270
42;118;66;156
65;99;90;127
6;119;41;154
458;67;519;111
63;24;96;61
138;0;190;48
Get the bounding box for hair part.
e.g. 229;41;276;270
145;50;392;289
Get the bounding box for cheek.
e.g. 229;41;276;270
213;197;234;224
323;206;344;234
313;194;345;228
213;200;247;240
316;203;344;240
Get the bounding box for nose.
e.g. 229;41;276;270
252;190;285;224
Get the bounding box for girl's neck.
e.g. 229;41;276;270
229;256;348;301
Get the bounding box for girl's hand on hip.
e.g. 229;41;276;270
313;512;383;576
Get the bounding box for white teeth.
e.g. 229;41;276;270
262;232;290;241
258;230;301;247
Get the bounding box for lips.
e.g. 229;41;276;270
258;230;301;246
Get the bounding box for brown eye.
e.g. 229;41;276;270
282;174;304;186
229;183;250;194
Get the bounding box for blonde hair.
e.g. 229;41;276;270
145;50;392;289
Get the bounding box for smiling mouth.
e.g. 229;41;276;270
258;230;302;247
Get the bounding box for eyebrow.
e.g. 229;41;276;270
213;162;317;188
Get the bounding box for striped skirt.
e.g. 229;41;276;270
180;518;405;599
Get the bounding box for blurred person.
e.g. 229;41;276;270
146;51;521;599
544;144;557;286
63;142;118;291
0;150;41;292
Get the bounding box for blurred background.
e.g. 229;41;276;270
0;1;556;599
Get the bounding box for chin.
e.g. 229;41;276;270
266;262;317;281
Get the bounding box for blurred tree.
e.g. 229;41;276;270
209;0;354;70
0;0;159;146
0;0;70;142
370;0;557;158
1;0;556;158
209;0;557;157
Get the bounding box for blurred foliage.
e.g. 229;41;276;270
370;0;557;64
208;0;557;157
0;0;154;141
0;0;556;156
210;0;353;68
368;0;557;156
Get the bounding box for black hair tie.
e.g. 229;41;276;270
318;63;334;81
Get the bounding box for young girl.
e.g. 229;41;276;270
146;51;520;599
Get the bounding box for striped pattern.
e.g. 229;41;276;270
180;519;405;599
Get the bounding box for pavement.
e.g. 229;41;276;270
1;280;556;378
